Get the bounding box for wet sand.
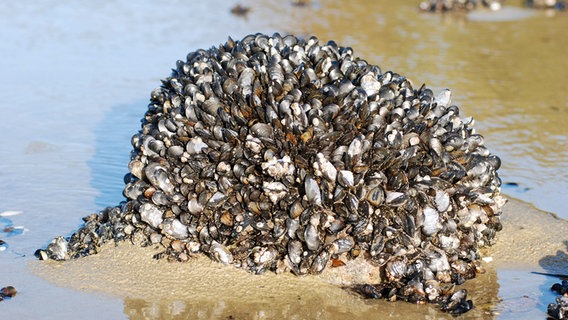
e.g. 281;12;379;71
30;196;567;319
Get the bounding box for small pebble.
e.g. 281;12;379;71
0;286;17;301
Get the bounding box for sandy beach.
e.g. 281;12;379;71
30;196;568;319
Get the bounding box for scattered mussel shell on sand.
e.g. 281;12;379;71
547;279;568;319
37;33;506;315
418;0;568;13
0;286;17;302
419;0;504;12
525;0;567;10
419;0;567;12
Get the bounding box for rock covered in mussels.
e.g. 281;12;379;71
38;33;505;312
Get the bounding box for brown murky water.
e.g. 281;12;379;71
1;1;567;319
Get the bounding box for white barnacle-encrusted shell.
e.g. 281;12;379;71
245;134;263;154
47;236;68;261
347;135;364;159
210;241;233;264
304;175;322;206
434;88;452;107
360;72;382;97
435;190;451;213
305;224;321;251
139;202;163;229
337;170;355;188
313;153;337;182
187;196;203;215
162;218;189;239
186;136;208;154
145;163;175;195
261;155;295;178
422;206;441;236
263;181;288;204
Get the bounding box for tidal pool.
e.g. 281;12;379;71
1;1;566;319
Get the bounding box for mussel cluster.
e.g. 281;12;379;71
38;33;505;313
549;280;568;319
525;0;567;10
419;0;504;12
420;0;567;12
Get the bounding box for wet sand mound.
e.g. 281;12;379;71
32;197;567;319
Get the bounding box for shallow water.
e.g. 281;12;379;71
1;1;567;319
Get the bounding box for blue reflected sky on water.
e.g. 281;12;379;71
89;101;143;208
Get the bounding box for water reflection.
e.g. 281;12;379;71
123;297;371;320
88;101;145;208
494;270;554;319
120;270;501;320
